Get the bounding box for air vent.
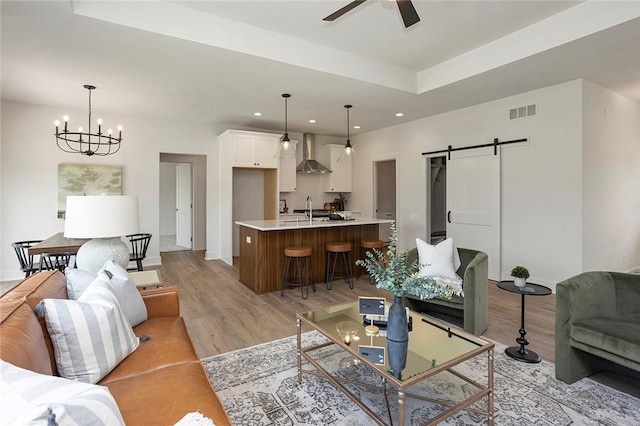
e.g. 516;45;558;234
509;104;537;120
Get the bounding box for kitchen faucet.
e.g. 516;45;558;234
306;196;312;222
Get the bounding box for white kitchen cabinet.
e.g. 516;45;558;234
278;141;297;192
231;131;279;168
322;144;352;192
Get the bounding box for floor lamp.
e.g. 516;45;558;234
64;195;139;273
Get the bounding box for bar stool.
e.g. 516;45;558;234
358;239;385;284
281;246;315;299
325;242;353;290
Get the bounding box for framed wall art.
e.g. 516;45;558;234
57;163;122;218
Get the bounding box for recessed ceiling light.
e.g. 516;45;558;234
353;125;360;129
308;119;316;123
395;113;404;117
254;112;262;117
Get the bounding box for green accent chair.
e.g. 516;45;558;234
403;247;489;336
555;271;640;384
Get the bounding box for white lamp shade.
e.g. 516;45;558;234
64;195;139;238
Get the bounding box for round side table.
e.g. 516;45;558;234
497;280;552;363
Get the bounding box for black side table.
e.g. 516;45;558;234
497;281;552;363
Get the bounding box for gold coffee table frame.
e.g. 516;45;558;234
296;302;494;425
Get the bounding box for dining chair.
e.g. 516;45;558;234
39;252;75;273
12;240;43;278
126;233;152;271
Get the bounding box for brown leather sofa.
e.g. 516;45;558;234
0;270;232;425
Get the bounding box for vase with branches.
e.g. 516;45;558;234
356;222;461;379
356;222;463;301
356;222;462;378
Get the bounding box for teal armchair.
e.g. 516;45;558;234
403;247;489;336
555;271;640;384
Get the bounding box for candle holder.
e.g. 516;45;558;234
336;321;359;346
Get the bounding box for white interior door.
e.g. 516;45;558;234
446;147;501;280
176;163;192;249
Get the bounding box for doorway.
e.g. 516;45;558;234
159;153;206;253
427;156;447;244
374;159;396;243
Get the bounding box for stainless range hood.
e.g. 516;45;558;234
296;133;331;174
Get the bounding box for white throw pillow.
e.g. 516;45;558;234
102;260;148;327
66;260;148;327
0;359;125;425
65;267;96;299
416;237;460;279
37;273;140;383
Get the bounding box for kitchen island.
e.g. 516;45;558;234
236;218;393;294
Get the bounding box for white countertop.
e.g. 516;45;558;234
236;217;393;231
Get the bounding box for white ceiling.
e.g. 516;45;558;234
2;1;639;137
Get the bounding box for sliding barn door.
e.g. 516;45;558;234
446;147;501;280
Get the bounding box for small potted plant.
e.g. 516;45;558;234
511;266;530;288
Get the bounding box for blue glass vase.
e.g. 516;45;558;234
386;296;408;342
386;296;408;379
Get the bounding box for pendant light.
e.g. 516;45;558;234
274;93;296;159
337;104;356;163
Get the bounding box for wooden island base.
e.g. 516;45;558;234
238;222;382;294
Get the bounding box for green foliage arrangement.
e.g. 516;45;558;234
510;266;530;279
355;223;463;300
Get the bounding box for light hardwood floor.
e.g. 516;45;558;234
155;251;557;363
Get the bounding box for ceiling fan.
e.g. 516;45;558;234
323;0;420;28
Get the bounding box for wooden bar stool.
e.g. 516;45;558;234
281;246;315;299
358;239;385;284
325;242;353;290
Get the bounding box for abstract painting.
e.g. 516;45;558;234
58;163;122;218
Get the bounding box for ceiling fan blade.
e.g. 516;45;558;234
323;0;367;22
396;0;420;28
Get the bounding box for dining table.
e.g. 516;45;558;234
28;232;89;256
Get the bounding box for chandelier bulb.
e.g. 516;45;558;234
54;120;60;127
117;125;123;131
97;118;102;125
108;129;113;135
63;115;69;122
78;127;83;132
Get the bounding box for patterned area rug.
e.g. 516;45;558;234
201;332;640;425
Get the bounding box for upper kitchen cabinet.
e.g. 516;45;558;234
228;130;279;168
278;141;297;192
321;144;352;192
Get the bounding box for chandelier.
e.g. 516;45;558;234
54;84;123;156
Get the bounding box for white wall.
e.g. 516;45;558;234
1;100;220;281
350;80;586;289
582;81;640;272
159;162;177;236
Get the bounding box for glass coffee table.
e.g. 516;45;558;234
296;301;494;425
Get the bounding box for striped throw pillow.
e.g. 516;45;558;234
38;273;139;383
0;359;125;425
